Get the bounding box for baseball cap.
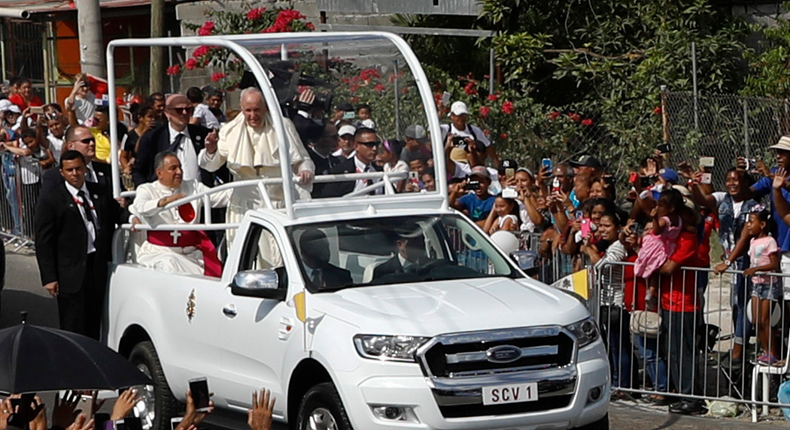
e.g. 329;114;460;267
770;136;790;152
336;102;354;112
404;124;429;143
338;125;356;137
0;99;19;113
568;154;602;169
450;101;468;116
499;159;518;171
469;165;490;180
659;168;679;184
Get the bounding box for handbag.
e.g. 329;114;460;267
630;310;662;338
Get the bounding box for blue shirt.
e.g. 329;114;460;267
752;171;790;252
458;193;495;221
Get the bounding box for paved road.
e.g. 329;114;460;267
3;251;789;429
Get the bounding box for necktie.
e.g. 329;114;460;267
76;190;97;233
168;133;185;153
86;164;97;183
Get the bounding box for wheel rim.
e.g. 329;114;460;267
133;363;157;430
307;407;338;430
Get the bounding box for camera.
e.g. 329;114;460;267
453;135;467;150
502;187;518;199
639;175;655;188
463;180;481;191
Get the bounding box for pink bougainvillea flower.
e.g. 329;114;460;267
185;58;198;70
306;22;316;31
479;106;491;118
464;82;477;96
166;65;180;75
501;101;514;114
483;129;490;136
581;118;593;126
246;8;264;21
568;112;581;122
548;111;560;120
197;21;214;36
211;72;226;82
193;45;210;58
374;84;386;92
653;106;662;115
487;94;498;102
500;133;508;140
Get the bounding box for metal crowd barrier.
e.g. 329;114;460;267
593;260;790;421
0;152;44;249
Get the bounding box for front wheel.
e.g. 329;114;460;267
296;382;353;430
129;341;180;430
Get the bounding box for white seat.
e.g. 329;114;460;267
362;258;389;283
751;333;790;421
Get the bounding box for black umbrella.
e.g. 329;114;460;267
0;323;152;394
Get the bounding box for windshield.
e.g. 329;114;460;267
289;214;521;292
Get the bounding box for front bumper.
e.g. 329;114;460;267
336;340;610;430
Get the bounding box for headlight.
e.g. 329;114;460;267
566;317;600;348
354;335;430;362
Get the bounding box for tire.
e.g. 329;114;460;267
575;413;609;430
129;341;180;430
296;382;353;430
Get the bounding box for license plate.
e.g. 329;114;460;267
482;383;538;405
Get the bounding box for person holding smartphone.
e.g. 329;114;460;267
64;74;95;125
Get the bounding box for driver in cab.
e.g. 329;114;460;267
373;232;428;280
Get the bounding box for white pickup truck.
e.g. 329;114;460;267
104;32;609;430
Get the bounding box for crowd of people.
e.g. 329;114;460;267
5;71;790;418
0;387;274;430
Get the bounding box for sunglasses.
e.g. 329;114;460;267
169;106;194;114
71;137;95;144
357;140;381;147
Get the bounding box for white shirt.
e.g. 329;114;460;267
169;124;199;181
353;156;371;193
712;192;745;218
64;181;97;254
440;123;491;147
46;132;64;162
193;104;220;130
71;94;96;125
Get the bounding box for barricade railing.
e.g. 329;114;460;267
593;260;790;421
0;152;42;250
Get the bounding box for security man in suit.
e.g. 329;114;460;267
35;150;127;339
373;232;427;281
320;127;383;198
39;125;116;199
133;93;220;187
299;228;352;289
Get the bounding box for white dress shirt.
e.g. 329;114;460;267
65;181;97;254
169;124;199;181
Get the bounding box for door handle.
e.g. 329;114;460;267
222;304;237;317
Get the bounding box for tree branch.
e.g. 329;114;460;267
543;48;643;61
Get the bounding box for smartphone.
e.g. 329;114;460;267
342;111;355;120
639;176;655;188
551;177;561;194
188;377;211;412
408;170;419;186
580;218;593;237
541;158;552;172
656;143;672;154
504;168;515;180
700;173;712;185
78;394;94;417
441;91;451;106
29;106;44;115
603;175;615;187
124;417;142;430
628;172;638;184
94;413;111;430
170;418;183;430
699;156;715;168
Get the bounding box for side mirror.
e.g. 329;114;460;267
230;269;287;300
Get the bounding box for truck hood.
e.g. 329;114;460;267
309;277;589;336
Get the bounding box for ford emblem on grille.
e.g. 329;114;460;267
486;345;522;363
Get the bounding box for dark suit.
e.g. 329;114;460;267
320;157;382;198
308;147;342;198
308;263;352;290
132;123;217;187
372;255;404;280
39;161;112;199
34;181;126;339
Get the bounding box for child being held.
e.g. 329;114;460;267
484;195;520;235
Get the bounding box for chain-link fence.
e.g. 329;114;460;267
663;90;790;188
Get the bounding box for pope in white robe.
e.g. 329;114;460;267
131;153;231;276
198;87;314;248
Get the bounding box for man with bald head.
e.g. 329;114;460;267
132;93;219;187
39;125;114;199
199;87;314;243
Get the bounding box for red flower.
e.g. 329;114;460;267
581;118;593;126
359;68;381;81
340;77;351;84
246;8;264;21
350;84;359;92
568;112;581;122
401;87;409;94
197;21;214;36
483;129;491;136
166;65;180;75
185;58;198;70
479;106;491;118
548;111;560;120
351;96;359;103
211;72;226;82
464;82;477;96
374;84;386;92
501;101;514;114
487;94;498;102
193;46;210;58
500;133;508;140
653;106;662;115
306;22;316;31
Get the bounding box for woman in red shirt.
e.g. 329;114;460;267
8;78;43;112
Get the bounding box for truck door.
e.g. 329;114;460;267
216;222;302;419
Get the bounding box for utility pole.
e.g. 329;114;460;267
76;0;105;77
150;0;165;93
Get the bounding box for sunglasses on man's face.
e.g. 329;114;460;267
169;106;194;114
357;140;381;147
72;137;95;144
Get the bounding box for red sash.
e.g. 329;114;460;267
147;230;222;278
